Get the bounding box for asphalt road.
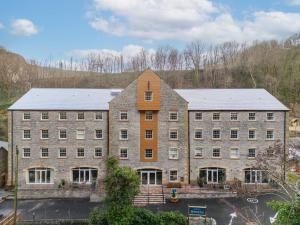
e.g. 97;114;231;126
0;193;285;225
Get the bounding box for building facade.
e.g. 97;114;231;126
7;70;289;197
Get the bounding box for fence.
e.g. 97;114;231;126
17;219;88;225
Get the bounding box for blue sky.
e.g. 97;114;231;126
0;0;300;62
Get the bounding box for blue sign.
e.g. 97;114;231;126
188;206;206;217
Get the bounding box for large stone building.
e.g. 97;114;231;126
7;70;289;197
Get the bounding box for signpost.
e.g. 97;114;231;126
188;205;207;217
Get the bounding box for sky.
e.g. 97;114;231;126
0;0;300;62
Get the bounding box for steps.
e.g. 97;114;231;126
133;193;166;206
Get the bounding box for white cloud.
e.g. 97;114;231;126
0;22;4;29
88;0;300;43
288;0;300;6
11;19;38;37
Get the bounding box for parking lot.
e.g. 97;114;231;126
0;193;284;225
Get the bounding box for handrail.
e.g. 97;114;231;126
147;184;150;205
161;185;165;204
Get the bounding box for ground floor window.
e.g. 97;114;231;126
72;167;98;184
137;169;162;185
28;168;53;184
244;169;268;184
199;167;226;184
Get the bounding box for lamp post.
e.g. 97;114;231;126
13;145;19;225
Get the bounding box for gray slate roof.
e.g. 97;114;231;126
9;88;288;111
0;141;8;150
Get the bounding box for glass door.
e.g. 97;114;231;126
141;172;148;185
149;172;156;185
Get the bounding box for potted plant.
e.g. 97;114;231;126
170;188;178;203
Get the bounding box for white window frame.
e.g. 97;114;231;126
41;112;49;120
230;148;240;159
212;128;221;140
169;170;178;182
144;91;153;101
145;129;153;139
77;148;85;158
76;129;85;140
212;112;220;121
59;112;67;120
266;112;275;121
95;112;103;121
28;168;53;184
212;147;221;158
145;149;153;159
169;129;178;140
23;129;31;140
95;129;103;139
58;148;67;158
119;129;128;140
266;129;275;140
40;129;49;139
248;112;256;121
194;147;203;158
248;148;256;159
94;147;103;158
194;128;203;140
169;147;179;160
119;111;128;121
40;148;49;158
77;112;85;120
22;148;31;158
119;147;128;159
230;128;239;140
194;112;203;121
23;112;31;121
145;111;153;121
230;112;238;121
59;129;67;139
169;111;178;121
248;128;256;140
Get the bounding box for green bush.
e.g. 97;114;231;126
158;211;187;225
131;208;160;225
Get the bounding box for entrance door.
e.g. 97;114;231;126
141;172;148;185
140;170;161;185
207;169;218;183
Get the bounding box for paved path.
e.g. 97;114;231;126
0;193;285;225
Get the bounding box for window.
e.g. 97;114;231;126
72;167;98;184
41;112;49;120
144;91;153;101
41;148;49;158
120;148;128;159
28;168;52;184
41;130;49;139
249;112;256;121
230;148;239;158
76;130;85;139
95;129;103;139
95;112;103;120
194;147;203;158
120;111;128;121
195;112;202;121
145;149;153;159
145;130;153;139
169;112;178;121
23;148;30;158
230;112;238;121
169;129;178;140
169;170;178;182
212;112;220;121
94;147;103;158
120;129;128;140
23;130;31;139
59;112;67;120
59;148;67;158
59;129;67;139
248;129;256;140
77;112;85;120
145;111;153;120
230;129;239;139
212;129;221;139
248;148;256;158
169;148;178;159
244;169;268;184
212;148;221;158
199;167;226;184
266;129;274;140
267;112;274;121
194;129;203;139
23;112;31;120
77;148;85;158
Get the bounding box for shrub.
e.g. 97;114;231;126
130;208;160;225
166;182;182;188
158;211;187;225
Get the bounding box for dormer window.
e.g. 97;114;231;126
144;91;153;101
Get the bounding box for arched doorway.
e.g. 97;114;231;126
137;169;162;185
